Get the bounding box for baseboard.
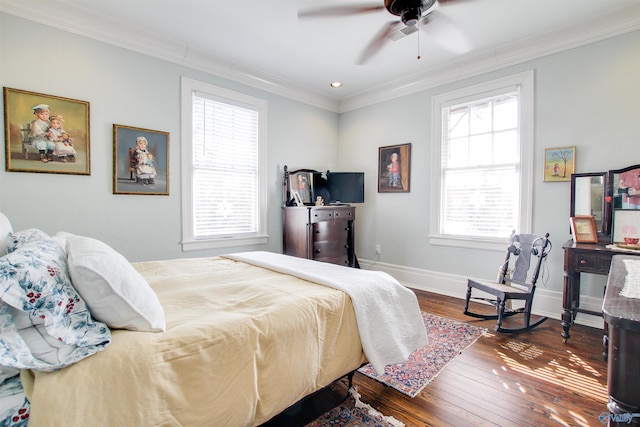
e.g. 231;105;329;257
359;259;604;330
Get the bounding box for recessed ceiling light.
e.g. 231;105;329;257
330;81;343;88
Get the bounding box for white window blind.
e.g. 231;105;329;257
181;77;267;251
440;92;520;239
192;93;259;238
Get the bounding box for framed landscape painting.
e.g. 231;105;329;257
113;124;169;196
3;87;90;175
543;146;575;182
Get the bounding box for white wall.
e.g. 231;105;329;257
0;13;339;261
338;30;640;320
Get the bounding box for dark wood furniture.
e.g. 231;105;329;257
562;240;640;342
564;165;640;343
603;255;640;425
283;206;357;268
570;172;609;238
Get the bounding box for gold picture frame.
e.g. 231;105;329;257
544;146;575;182
3;87;90;175
570;215;598;243
113;124;169;196
378;143;411;193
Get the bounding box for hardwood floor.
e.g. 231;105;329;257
265;289;608;427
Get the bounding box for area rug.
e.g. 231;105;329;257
358;312;487;398
305;388;404;427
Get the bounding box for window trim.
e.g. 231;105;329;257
180;76;268;251
429;70;534;251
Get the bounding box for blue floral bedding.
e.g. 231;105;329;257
0;376;29;427
0;229;112;425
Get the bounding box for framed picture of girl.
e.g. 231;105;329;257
113;124;169;195
543;146;575;182
378;143;411;193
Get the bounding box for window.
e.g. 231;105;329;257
430;71;534;250
181;77;268;251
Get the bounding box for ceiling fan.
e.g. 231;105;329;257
299;0;471;64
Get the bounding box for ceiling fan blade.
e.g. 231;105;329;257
298;4;384;18
357;21;402;65
419;10;472;54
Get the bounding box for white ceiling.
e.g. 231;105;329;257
2;0;639;112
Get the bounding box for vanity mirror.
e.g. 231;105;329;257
608;164;640;246
570;172;609;239
609;164;640;210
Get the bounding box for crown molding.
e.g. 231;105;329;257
337;5;640;112
1;1;638;114
0;0;340;112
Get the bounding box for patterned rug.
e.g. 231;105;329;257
358;312;487;398
305;388;404;427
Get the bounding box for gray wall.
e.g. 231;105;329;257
1;13;639;321
0;13;339;261
337;30;640;304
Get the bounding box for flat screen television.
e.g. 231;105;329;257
323;172;365;204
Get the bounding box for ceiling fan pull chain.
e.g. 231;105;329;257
417;31;421;60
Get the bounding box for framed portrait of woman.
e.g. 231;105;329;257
289;171;313;204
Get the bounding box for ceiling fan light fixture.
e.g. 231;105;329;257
401;7;421;26
330;81;343;88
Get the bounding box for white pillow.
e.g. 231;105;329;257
51;231;73;255
66;234;166;332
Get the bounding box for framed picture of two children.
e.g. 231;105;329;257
3;87;90;175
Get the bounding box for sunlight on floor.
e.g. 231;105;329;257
494;341;606;400
490;339;607;426
546;408;592;427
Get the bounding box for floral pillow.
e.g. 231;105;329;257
0;229;111;372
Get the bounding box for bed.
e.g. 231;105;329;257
0;212;427;426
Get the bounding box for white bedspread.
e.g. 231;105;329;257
223;251;428;374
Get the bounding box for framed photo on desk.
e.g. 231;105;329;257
612;209;640;247
570;215;598;243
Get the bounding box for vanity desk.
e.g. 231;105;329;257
561;240;640;341
564;164;640;342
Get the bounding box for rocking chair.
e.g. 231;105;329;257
463;233;551;333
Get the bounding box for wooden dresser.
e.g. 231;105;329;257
283;206;357;267
603;255;640;426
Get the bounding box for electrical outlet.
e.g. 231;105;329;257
375;244;381;255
